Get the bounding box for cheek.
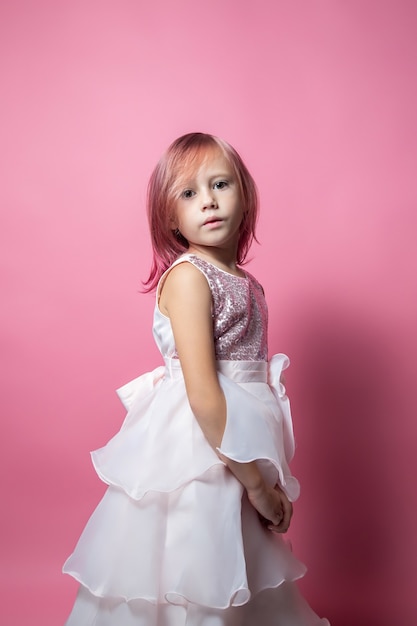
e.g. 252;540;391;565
176;205;195;229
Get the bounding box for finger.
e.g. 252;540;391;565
267;519;289;533
267;502;292;533
268;520;289;533
267;508;284;531
273;510;291;533
262;509;282;529
280;498;293;530
275;486;293;528
267;501;284;527
267;524;282;533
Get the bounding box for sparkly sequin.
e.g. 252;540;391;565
174;255;268;361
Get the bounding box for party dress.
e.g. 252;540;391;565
63;254;329;626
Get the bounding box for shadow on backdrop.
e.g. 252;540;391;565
270;299;414;626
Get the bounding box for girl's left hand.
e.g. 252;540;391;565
262;484;293;534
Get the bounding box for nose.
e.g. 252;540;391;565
201;189;218;210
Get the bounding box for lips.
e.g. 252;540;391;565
203;217;223;226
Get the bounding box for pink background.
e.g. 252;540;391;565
1;1;416;625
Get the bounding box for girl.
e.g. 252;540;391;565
63;132;329;625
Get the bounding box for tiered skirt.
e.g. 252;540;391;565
63;355;329;625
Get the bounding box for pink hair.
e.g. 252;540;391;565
143;132;259;291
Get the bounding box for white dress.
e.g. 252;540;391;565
63;254;329;626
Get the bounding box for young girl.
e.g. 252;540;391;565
63;132;329;625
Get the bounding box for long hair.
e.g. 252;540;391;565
143;132;258;291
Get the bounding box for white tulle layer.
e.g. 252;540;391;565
91;355;300;502
66;583;330;626
63;355;329;625
63;476;305;606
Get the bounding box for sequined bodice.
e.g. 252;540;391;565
153;255;268;361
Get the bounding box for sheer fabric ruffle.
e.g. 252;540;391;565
63;356;329;625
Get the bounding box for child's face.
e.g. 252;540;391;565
174;149;243;256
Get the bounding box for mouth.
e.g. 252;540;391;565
203;217;223;226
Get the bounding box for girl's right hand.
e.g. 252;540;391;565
247;483;293;533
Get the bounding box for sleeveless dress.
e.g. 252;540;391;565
63;254;329;626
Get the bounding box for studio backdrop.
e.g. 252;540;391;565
1;1;416;625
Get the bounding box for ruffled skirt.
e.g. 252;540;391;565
63;356;329;625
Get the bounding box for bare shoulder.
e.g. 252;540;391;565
159;260;211;316
162;260;209;295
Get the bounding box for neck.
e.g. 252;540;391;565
186;245;242;275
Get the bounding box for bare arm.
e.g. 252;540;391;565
160;263;291;531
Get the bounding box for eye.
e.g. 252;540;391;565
181;189;195;199
213;180;229;190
